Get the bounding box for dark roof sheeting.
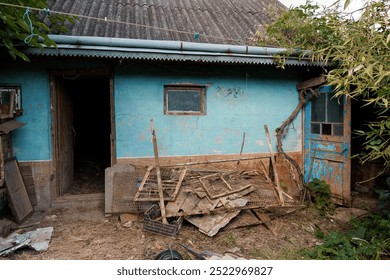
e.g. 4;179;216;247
46;0;286;45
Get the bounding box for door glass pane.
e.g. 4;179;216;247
333;124;344;136
311;123;320;134
311;93;326;122
322;123;332;135
327;94;343;122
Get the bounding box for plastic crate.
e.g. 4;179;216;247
143;204;183;236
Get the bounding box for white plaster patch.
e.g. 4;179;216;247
255;140;265;146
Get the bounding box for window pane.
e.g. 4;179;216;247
311;123;320;134
327;94;343;122
333;123;344;136
311;123;321;134
311;93;326;122
167;90;201;112
322;123;332;135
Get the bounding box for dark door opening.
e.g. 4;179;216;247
56;77;111;195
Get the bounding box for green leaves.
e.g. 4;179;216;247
253;0;390;172
308;179;335;216
0;0;71;61
306;214;390;260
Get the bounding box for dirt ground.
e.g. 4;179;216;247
0;191;378;260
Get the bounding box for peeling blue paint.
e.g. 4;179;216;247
1;61;303;162
115;64;302;158
0;64;51;161
303;86;351;202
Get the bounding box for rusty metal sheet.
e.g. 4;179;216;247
0;227;53;256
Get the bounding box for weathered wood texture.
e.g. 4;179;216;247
55;80;74;196
4;159;33;223
297;75;326;90
19;165;37;206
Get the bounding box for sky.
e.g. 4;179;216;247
279;0;366;14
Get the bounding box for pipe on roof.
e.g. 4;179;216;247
47;35;309;57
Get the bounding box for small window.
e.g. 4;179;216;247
164;85;206;115
0;86;22;119
311;92;343;136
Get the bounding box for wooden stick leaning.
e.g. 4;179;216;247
150;119;168;224
264;125;285;205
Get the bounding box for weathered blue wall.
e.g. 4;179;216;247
1;61;303;162
0;63;51;161
115;64;302;159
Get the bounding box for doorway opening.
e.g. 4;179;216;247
54;76;112;195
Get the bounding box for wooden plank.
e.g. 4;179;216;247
134;167;185;202
264;125;284;205
222;210;262;230
199;173;251;199
237;132;246;165
297;75;326;90
19;165;36;206
0;135;4;187
185;199;247;236
164;155;271;167
4;158;33;223
150;119;168;224
170;168;187;198
251;209;277;236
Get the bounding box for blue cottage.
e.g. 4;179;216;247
0;0;351;209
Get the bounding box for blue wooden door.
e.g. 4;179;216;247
304;86;351;205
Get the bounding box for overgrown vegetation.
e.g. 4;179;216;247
254;1;390;259
303;214;390;260
303;177;390;260
308;179;335;216
253;0;390;172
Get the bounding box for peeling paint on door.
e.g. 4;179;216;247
304;86;351;205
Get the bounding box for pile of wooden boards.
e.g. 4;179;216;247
134;166;301;237
127;120;303;236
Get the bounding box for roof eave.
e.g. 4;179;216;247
26;35;325;67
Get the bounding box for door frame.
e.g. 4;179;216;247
303;86;351;205
49;69;116;199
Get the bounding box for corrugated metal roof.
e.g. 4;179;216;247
29;1;325;66
26;35;323;67
46;0;286;45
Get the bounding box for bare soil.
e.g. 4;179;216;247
0;192;378;260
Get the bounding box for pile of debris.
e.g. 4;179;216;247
105;120;304;237
106;161;303;237
138;165;302;237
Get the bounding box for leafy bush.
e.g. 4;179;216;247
308;178;335;216
304;214;390;259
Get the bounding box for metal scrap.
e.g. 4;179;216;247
0;227;53;256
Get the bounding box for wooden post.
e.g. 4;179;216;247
264;125;284;205
237;132;246;166
150;119;168;224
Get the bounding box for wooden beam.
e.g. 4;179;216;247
150;119;168;224
264;125;284;205
297;75;326;91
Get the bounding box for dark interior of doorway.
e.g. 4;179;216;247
62;77;111;194
350;98;388;192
